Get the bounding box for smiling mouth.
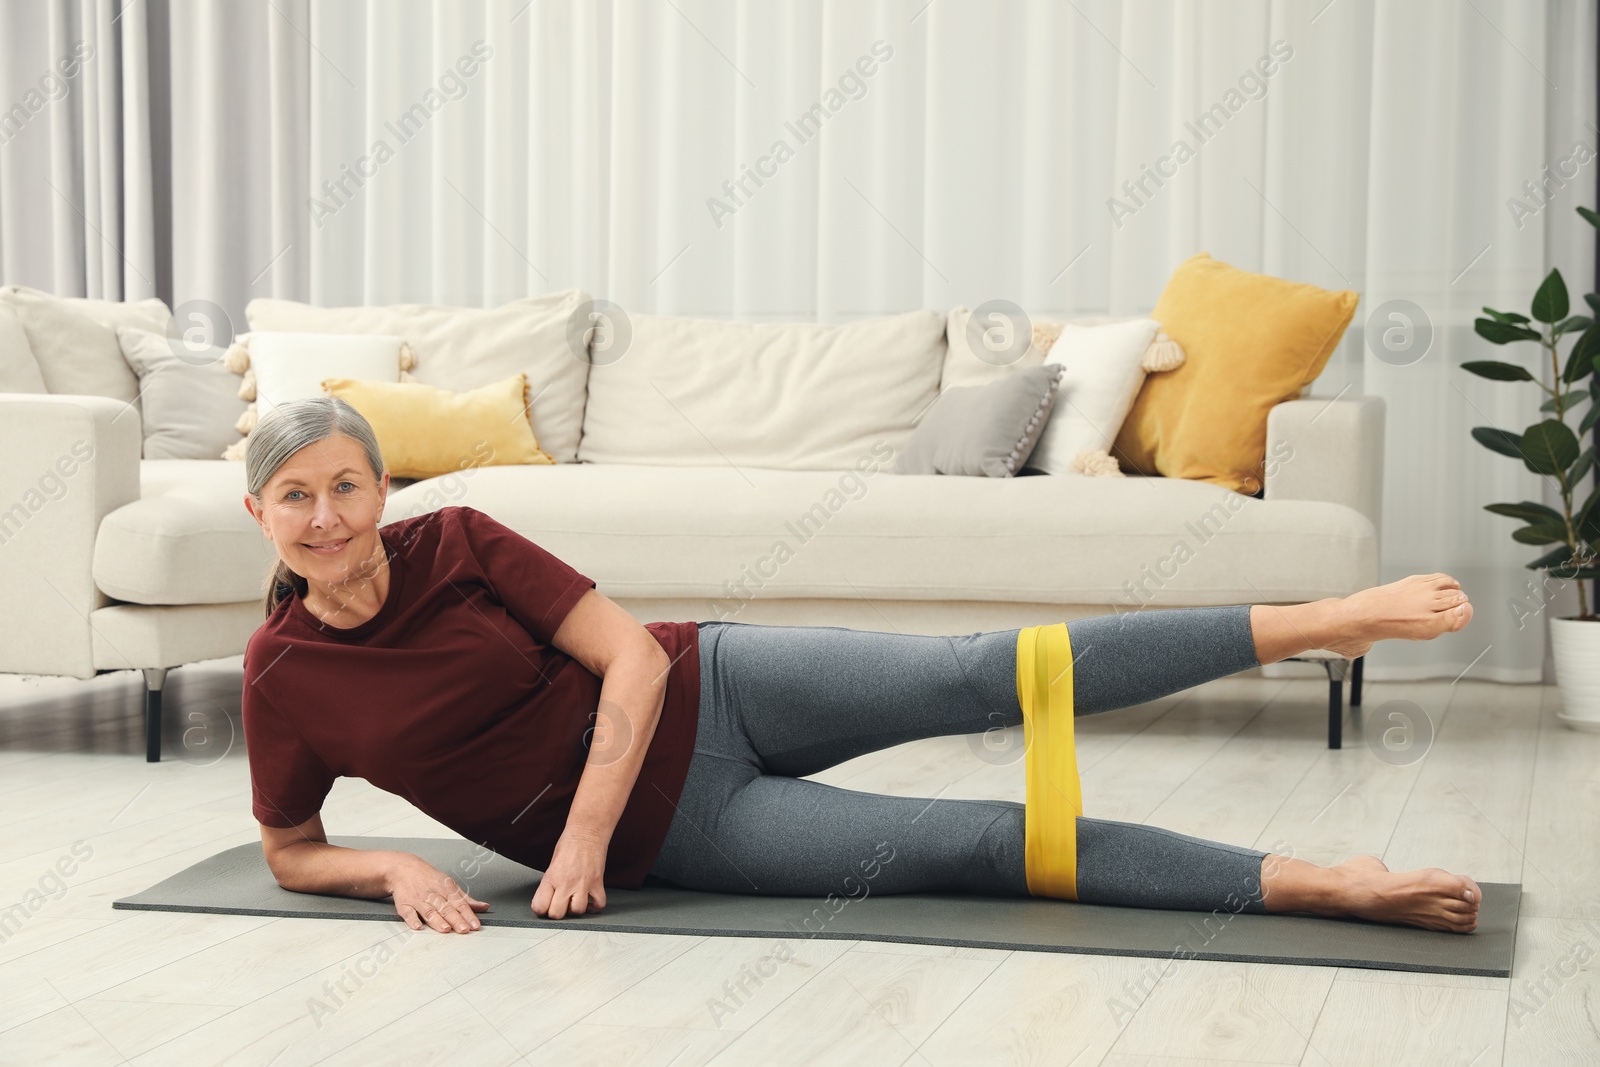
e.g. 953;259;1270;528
302;538;352;554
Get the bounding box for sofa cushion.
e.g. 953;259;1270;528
941;306;1049;392
1113;253;1358;493
249;331;405;414
382;462;1377;606
94;461;279;605
101;453;1376;609
894;364;1062;478
322;373;555;478
0;301;47;393
576;310;947;470
244;290;590;463
0;285;171;405
1026;318;1161;475
115;327;248;460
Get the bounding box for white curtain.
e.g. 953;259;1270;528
0;0;157;299
1;0;1595;682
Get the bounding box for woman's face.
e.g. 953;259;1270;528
245;434;391;590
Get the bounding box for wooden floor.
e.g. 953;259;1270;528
1;658;1596;1066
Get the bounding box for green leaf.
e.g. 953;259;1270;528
1571;444;1597;486
1527;544;1574;570
1532;268;1570;323
1587;292;1600;317
1579;205;1600;228
1556;567;1600;580
1564;325;1600;382
1472;426;1525;459
1481;306;1533;324
1541;389;1584;413
1486;501;1567;524
1548;553;1600;579
1474;318;1542;345
1582;400;1600;436
1463;359;1535;381
1580;483;1600;536
1556;315;1594;336
1521;419;1581;476
1513;523;1571;545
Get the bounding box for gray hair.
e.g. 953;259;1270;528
246;397;386;617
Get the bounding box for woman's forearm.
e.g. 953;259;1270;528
270;841;408;898
562;650;669;847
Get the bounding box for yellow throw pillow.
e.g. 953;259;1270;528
320;373;555;479
1111;253;1358;493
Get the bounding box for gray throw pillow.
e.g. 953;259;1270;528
116;326;248;460
893;363;1063;477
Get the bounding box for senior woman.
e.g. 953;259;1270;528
241;397;1482;936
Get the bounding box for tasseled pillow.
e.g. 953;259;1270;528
220;336;419;461
1071;448;1125;477
1032;321;1187;374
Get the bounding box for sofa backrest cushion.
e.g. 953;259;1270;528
576;310;947;470
941;306;1050;392
245;290;591;463
0;301;46;394
0;285;171;405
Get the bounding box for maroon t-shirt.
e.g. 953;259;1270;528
241;505;700;889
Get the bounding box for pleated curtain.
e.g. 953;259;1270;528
1;0;1594;681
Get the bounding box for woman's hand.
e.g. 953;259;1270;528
533;830;608;919
386;852;489;933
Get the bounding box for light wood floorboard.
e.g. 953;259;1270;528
2;657;1595;1066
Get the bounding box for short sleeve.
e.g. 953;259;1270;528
242;657;336;829
448;506;597;646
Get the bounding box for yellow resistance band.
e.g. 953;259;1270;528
1016;622;1082;900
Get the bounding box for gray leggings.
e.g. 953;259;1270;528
643;606;1273;914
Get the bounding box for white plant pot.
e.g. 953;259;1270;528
1551;615;1600;732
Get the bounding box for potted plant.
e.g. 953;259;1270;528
1466;207;1600;730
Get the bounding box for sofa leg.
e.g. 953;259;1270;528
143;667;168;763
1350;654;1364;707
1321;659;1346;750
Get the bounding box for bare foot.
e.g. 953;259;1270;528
1330;855;1482;933
1321;573;1474;658
1260;852;1482;933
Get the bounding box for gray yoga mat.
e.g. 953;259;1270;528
112;835;1519;977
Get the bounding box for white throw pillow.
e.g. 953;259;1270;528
1025;318;1161;476
248;332;405;414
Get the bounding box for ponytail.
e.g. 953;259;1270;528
264;558;308;619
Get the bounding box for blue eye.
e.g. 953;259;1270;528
286;483;355;502
338;481;356;492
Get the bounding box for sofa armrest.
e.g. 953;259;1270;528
0;394;141;678
1265;394;1385;550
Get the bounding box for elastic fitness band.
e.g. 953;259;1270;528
1016;622;1082;900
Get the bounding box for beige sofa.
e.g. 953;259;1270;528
0;290;1384;761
